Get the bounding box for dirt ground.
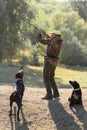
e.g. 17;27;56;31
0;85;87;130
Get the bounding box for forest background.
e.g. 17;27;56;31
0;0;87;87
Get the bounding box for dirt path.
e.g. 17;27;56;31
0;85;87;130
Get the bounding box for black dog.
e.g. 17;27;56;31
9;69;25;121
68;80;82;106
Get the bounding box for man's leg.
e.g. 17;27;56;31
43;61;52;99
50;65;60;97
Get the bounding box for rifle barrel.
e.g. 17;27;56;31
30;23;46;35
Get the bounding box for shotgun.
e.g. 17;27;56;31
29;22;48;36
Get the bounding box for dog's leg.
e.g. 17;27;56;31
17;100;21;121
69;96;76;106
9;100;13;116
17;108;20;121
20;92;24;106
77;97;83;105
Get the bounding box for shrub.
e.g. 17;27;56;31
60;37;87;66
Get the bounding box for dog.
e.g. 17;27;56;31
68;80;82;106
9;69;25;121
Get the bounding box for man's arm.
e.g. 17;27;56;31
37;31;51;45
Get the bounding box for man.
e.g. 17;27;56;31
37;30;63;100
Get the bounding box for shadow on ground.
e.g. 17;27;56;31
9;107;29;130
48;99;82;130
70;105;87;130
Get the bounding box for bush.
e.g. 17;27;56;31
19;55;29;68
60;37;87;66
19;45;40;67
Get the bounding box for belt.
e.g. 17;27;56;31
46;53;58;59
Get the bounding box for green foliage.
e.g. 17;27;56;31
71;0;87;21
0;0;87;66
29;45;40;66
0;0;36;62
19;44;41;67
30;1;87;66
28;54;40;66
60;35;87;66
19;55;29;68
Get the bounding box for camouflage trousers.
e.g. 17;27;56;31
43;59;59;96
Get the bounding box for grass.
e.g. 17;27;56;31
55;65;87;88
0;63;87;88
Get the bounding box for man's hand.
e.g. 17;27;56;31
37;29;50;39
37;29;41;33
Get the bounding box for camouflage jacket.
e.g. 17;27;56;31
37;33;63;63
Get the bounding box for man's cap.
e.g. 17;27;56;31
49;30;61;37
51;30;61;35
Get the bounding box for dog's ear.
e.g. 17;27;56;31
74;81;80;88
74;81;77;83
74;81;78;85
69;80;72;84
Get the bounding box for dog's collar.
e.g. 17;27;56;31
74;88;80;91
17;78;22;80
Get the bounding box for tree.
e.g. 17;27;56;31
0;0;36;62
71;0;87;21
60;28;87;66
